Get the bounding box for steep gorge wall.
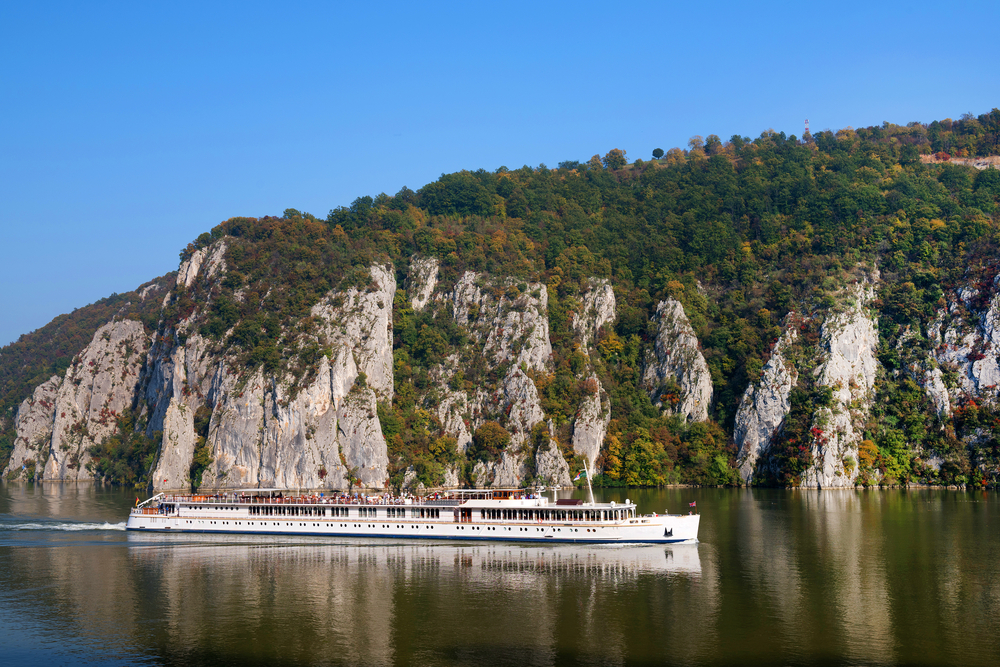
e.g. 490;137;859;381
2;320;150;481
802;282;880;488
147;252;396;491
13;240;974;491
734;323;798;483
641;298;713;422
735;278;881;488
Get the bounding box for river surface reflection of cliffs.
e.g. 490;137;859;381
2;484;999;665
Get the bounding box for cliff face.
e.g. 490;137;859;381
1;320;150;482
569;280;615;471
734;324;798;483
433;270;555;486
641;298;713;422
802;282;880;488
406;256;439;312
148;255;396;491
2;376;60;478
926;280;1000;411
6;237;950;492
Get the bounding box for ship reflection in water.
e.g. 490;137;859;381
119;535;706;665
126;532;703;577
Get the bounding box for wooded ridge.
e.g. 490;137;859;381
4;110;1000;490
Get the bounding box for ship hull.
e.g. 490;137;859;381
125;514;700;544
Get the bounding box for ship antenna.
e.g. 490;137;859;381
583;459;595;506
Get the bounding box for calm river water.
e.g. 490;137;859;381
1;484;998;666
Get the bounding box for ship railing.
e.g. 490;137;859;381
156;494;457;507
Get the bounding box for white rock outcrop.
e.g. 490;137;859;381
571;378;611;471
641;299;712;422
430;354;473;453
407;256;439;312
535;433;572;487
42;320;150;481
735;326;799;483
923;366;952;418
145;333;217;489
2;376;60;479
925;281;1000;411
433;272;555;486
802;283;879;488
149;261;396;491
571;279;616;351
176;241;227;289
311;263;395;401
450;271;551;370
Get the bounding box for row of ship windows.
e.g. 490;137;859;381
178;520;595;534
177;506;626;522
175;506;630;522
181;521;442;529
481;509;631;521
215;506;446;519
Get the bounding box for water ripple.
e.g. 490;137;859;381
0;520;126;532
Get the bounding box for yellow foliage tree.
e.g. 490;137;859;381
603;434;623;480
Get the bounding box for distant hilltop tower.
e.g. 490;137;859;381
804;118;812;142
805;119;810;134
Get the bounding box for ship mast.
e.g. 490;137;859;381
583;459;595;506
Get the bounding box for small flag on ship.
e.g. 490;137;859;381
573;469;587;481
135;497;140;507
689;501;696;507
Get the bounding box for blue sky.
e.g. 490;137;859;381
2;1;998;346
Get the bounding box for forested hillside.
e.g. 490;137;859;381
5;109;1000;489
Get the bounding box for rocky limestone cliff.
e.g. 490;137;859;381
535;426;572;486
176;242;227;289
925;278;1000;413
2;375;60;478
568;280;615;472
571;279;616;351
144;332;218;489
735;325;799;483
641;298;713;422
31;320;151;481
5;235;738;491
449;272;554;486
406;256;439;312
451;271;552;370
152;259;396;491
570;378;611;472
310;264;395;402
802;281;880;488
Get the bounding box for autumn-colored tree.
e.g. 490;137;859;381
587;154;603;170
472;421;511;461
597;329;624;361
664;147;685;166
602;148;627;170
858;439;879;470
429;435;458;463
603;434;623;480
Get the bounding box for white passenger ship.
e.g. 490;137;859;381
127;487;700;544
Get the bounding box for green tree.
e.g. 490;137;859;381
652;148;664;159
